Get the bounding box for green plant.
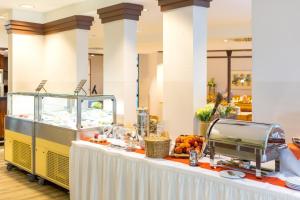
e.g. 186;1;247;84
207;78;216;87
91;101;102;109
218;104;236;118
196;104;214;122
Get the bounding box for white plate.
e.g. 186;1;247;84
286;177;300;186
219;170;246;179
286;183;300;191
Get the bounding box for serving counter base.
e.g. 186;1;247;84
70;141;300;200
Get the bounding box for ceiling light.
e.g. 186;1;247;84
90;54;95;57
224;39;229;43
20;4;35;9
0;16;5;19
143;8;148;12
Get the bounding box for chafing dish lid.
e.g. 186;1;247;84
208;119;284;148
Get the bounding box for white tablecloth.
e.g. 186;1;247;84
70;141;300;200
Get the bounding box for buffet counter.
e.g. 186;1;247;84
70;141;300;200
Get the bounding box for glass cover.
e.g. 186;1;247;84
80;98;114;128
40;96;77;129
8;94;35;120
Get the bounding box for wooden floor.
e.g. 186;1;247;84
0;146;69;200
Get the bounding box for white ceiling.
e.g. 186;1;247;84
88;0;252;53
0;0;85;13
0;0;252;52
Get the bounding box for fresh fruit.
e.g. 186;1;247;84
173;135;204;154
175;147;183;154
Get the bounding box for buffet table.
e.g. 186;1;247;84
70;141;300;200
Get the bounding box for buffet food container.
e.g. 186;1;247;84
207;119;286;178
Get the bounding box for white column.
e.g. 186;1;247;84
103;20;138;124
162;6;208;138
99;3;143;125
253;0;300;142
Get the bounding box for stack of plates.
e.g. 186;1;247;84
286;177;300;190
292;137;300;148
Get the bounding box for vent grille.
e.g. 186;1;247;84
12;140;31;171
47;151;69;186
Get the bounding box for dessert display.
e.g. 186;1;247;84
40;105;113;129
88;133;108;144
173;135;205;157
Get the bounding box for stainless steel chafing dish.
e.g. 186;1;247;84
207;119;287;178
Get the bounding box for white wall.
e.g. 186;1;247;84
9;30;89;93
44;29;89;93
253;0;300;141
9;34;45;92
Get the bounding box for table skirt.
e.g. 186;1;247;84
70;141;300;200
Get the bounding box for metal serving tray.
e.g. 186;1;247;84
207;119;286;178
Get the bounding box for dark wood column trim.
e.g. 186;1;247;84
5;20;44;35
5;15;94;35
44;15;94;34
158;0;212;11
97;3;143;24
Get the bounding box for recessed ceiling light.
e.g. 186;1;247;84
0;16;5;19
90;54;95;57
20;4;35;9
143;8;148;12
224;39;229;43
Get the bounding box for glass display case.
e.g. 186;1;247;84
5;92;38;174
5;92;117;189
38;94;116;130
7;92;37;121
34;94;116;189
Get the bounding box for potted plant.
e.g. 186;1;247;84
218;103;237;119
196;104;214;137
207;78;217;96
196;93;223;137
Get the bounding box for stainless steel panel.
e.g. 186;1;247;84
35;122;77;146
5;116;34;136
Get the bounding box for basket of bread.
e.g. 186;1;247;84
144;135;171;158
173;135;205;158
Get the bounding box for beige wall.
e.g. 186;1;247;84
207;51;252;96
0;22;8;48
139;52;163;119
138;50;251;121
89;54;103;95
